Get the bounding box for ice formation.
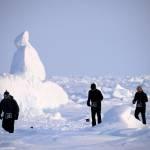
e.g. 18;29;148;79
113;84;132;99
10;31;46;81
0;31;69;117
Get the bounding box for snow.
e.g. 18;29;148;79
0;32;150;149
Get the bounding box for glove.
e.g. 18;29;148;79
132;100;136;104
87;101;90;107
13;114;18;120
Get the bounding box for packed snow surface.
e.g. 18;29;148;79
0;75;150;150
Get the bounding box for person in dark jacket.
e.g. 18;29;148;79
0;91;19;133
87;83;103;126
132;86;148;124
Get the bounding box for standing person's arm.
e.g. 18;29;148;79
144;93;148;103
100;91;103;101
14;100;19;120
0;101;2;119
133;93;137;104
87;91;91;107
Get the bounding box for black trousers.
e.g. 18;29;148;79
91;107;101;126
134;107;146;124
2;119;15;133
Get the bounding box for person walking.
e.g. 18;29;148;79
87;83;103;127
132;86;148;125
0;91;19;133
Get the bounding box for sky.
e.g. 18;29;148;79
0;0;150;77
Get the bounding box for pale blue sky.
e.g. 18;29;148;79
0;0;150;76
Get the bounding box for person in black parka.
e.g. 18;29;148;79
87;83;103;127
0;91;19;133
132;86;148;125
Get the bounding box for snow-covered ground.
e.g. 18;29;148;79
0;75;150;150
0;32;150;149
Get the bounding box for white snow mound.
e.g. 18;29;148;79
103;105;145;128
0;75;68;117
121;106;145;128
